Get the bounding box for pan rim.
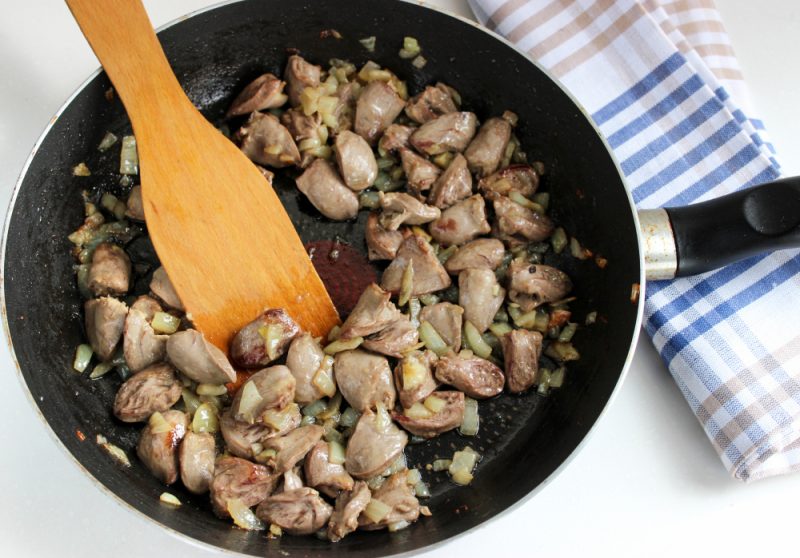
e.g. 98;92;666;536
0;0;647;556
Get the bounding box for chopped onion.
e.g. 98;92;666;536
328;440;346;465
406;468;422;486
149;411;172;434
450;468;474;486
257;323;286;361
401;354;427;390
119;135;138;175
537;369;552;395
73;344;93;372
192;402;219;433
418;321;449;356
181;388;201;415
322;418;344;444
359;191;381;209
72;162;91;177
388;520;411;532
196;383;227;396
318;392;342;420
459;397;479;436
300;415;316;426
302;399;327;418
463;321;493;359
551;227;568;254
159;492;181;507
96;434;132;467
254;448;277;464
558;323;578;342
363;498;392;523
327;324;341;342
448;447;480;486
532;192;550;212
268;523;283;538
488;322;513;338
227;498;265;531
415;481;431;498
405;402;433;420
312;356;337;398
89;361;114;379
323;336;363;354
411;55;427;69
509;191;543;213
339;406;360;428
569;237;591;260
151;312;180;334
423;395;447;414
359;36;377;52
367;475;386;491
432;459;452;472
97;131;118;152
544;341;580;362
549;367;566;388
585;311;597;326
398;260;414;307
399;36;421;59
375;402;392;432
262;403;299;431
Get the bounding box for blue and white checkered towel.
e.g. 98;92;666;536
468;0;800;481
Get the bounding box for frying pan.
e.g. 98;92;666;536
3;0;799;556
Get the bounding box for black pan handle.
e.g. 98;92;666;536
639;176;800;280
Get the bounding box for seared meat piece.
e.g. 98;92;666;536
113;362;182;422
84;296;127;361
295;159;359;221
123;308;168;372
220;408;300;459
262;425;324;474
285;54;321;107
427;153;472;209
464;117;512;176
282;108;323;142
399;147;441;192
459;268;506;333
285;333;328;404
149;266;183;311
332;81;360;133
378;123;414;153
429;194;491;246
394;391;465;438
88;243;131;296
230;308;301;368
327;481;371;542
405;83;459;124
393;350;438;409
130;295;161;321
136;410;188;485
362;317;419;358
492;195;554;242
358;471;420;530
365;211;406;261
380;235;451;296
125;185;144;221
435;353;504;399
226;73;287;117
230;366;296;423
378;192;441;230
354;81;405;144
409;112;477;156
304;441;354;497
238;111;301;168
334;350;395;412
256;488;332;535
501;329;544;393
339;283;402;339
210;455;278;518
179;431;216;495
507;260;572;311
445;238;505;275
335;130;378;190
166;329;236;384
345;408;408;479
479;164;539;197
419;303;463;352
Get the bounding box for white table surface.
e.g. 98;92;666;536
1;1;798;556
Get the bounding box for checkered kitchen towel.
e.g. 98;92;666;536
467;0;800;481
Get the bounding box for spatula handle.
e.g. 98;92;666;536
65;0;189;123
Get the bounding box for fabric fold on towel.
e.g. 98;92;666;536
467;0;800;481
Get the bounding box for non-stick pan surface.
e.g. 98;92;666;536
2;0;643;555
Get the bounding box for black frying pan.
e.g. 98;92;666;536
3;1;799;556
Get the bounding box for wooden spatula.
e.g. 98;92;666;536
65;0;340;350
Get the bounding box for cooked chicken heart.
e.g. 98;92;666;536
226;72;287;117
304;440;355;497
345;409;407;479
230;365;296;423
256;487;333;535
409;112;477;156
335;130;378;190
179;431;216;495
380;235;451;296
136;410;188;485
210;455;278;517
459;268;506;333
394;391;465;438
237;111;301;168
354;81;405;144
427;152;472;209
84;296;127;361
230;308;301;368
285;333;328;404
295;159;359;221
88;242;131;296
444;238;505;275
334;349;396;412
327;481;371;542
429;194;491;246
166;329;236;385
419;302;463;352
393;350;439;409
464;116;512;177
113;362;182;422
501;329;544;393
435;353;505;399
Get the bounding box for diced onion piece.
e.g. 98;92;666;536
388;520;411;532
262;403;300;431
532;192;550;212
318;391;343;421
432;459;452;472
448;447;480;486
227;498;265;531
359;36;377;52
196;383;228;396
73;344;93;373
398;260;414;307
415;481;431;498
570;237;591;260
359;191;381;209
544;341;580;362
364;69;393;82
298;137;321;151
488;322;513;338
312;356;337;397
89;361;114;379
151;312;180;334
302;399;328;418
181;388;201;415
437;245;457;265
463;321;493;359
339;406;360;428
327;324;341;342
300;415;316;427
411;55;427;69
159;492;181;507
418;321;449;356
119;135;138;175
401;354;427;390
254;448;277;464
72;162;91;177
508;190;544;213
549;367;566;389
384;454;407;477
328;440;346;465
405;402;433;420
408;297;421;328
97;131;118;152
459;397;479;436
585;311;597;326
558;323;578;342
192;402;219;433
367;475;386;491
537;369;552;395
96;435;132;468
323;336;363;354
375;402;392;432
399;36;421;59
257;323;286;361
269;523;283;538
551;227;568;254
423;395;446;414
450;468;473;486
149;411;173;434
363;498;392;523
406;468;422;486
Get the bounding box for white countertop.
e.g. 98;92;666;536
1;1;798;556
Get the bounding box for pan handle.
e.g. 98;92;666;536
639;176;800;280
